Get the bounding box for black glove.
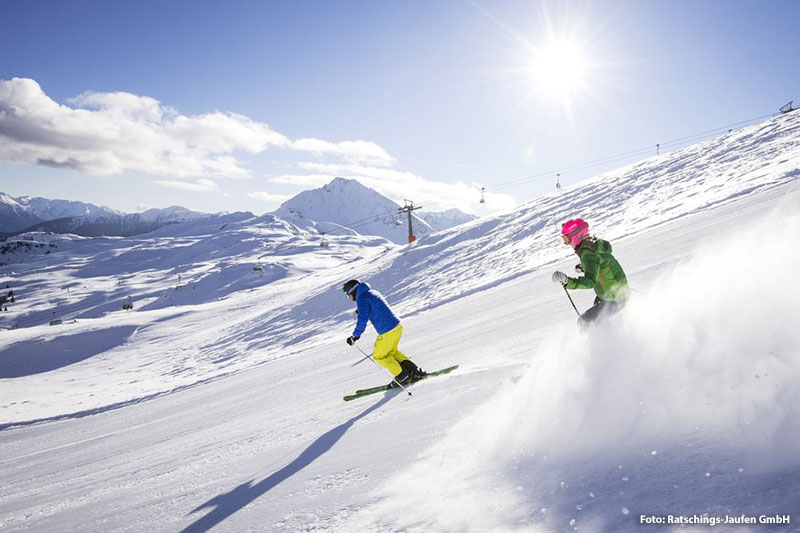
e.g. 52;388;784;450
346;335;360;346
575;263;584;274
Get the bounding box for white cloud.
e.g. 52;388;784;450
266;173;340;188
0;78;513;213
0;78;393;180
155;178;219;192
0;78;287;178
247;191;293;203
289;138;394;166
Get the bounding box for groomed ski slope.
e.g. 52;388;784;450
1;112;800;531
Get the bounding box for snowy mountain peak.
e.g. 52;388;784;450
139;205;207;223
16;195;122;220
273;177;434;244
0;192;23;208
324;176;361;191
418;208;477;232
0;192;44;233
272;177;475;243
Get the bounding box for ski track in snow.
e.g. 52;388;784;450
0;112;799;532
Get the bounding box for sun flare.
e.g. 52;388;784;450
530;39;589;101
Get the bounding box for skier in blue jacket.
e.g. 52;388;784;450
343;279;426;387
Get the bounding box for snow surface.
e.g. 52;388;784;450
1;112;800;532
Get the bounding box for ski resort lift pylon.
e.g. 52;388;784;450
398;199;421;243
780;101;796;114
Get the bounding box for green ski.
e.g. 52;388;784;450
343;365;459;401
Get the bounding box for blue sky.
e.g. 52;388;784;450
1;0;798;215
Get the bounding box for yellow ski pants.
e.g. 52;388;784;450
372;323;409;377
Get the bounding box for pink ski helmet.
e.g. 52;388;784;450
561;219;588;246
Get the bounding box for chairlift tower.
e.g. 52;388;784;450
398;200;422;243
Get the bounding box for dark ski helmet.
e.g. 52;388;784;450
343;279;360;298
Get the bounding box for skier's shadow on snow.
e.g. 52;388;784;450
180;395;394;532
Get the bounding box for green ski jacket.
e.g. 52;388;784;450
566;237;630;302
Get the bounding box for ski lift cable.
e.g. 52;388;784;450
312;207;410;238
324;210;398;235
486;111;778;193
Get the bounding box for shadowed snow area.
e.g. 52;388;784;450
0;325;137;378
0;112;799;532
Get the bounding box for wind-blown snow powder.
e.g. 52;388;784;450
517;212;800;463
344;210;800;532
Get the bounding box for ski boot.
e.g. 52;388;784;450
387;367;413;389
400;360;427;382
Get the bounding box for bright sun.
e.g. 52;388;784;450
530;39;589;101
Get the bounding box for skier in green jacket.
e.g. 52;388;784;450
552;218;630;325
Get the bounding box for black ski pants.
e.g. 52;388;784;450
579;296;627;327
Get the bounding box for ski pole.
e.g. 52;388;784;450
353;344;413;397
563;285;582;318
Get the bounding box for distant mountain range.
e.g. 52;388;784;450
1;179;475;241
417;208;477;232
0;193;212;237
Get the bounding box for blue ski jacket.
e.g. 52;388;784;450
352;282;400;338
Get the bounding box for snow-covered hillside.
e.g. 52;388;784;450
274;177;435;244
1;111;799;532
